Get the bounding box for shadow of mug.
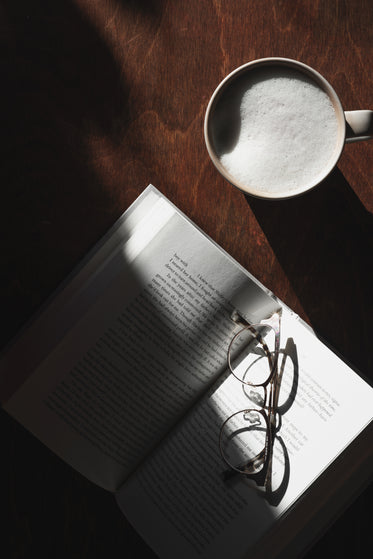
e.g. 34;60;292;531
247;169;373;381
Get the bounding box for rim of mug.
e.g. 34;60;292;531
204;57;346;200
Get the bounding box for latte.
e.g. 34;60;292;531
211;66;340;196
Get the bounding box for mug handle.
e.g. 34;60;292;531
345;110;373;142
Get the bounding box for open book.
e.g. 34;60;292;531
1;185;372;558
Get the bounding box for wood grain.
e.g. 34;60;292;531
1;1;372;557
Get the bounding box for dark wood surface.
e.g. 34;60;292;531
1;1;372;557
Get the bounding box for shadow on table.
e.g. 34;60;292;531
0;1;135;345
246;168;373;383
0;3;161;559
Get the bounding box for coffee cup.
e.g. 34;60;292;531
204;57;373;199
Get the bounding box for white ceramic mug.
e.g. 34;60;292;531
204;58;373;199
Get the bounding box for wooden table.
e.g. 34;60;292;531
1;1;372;557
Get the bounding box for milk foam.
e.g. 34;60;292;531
217;67;339;194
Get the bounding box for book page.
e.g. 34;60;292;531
2;187;278;491
116;309;373;559
0;186;168;402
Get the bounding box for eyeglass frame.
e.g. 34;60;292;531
219;310;282;491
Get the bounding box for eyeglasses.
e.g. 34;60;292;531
219;310;282;493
